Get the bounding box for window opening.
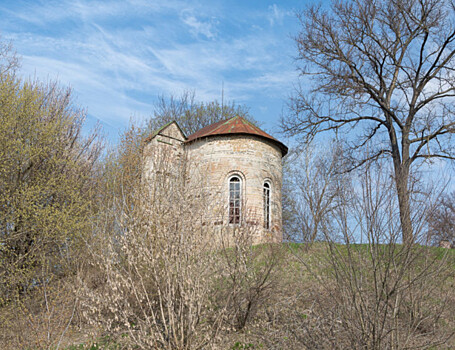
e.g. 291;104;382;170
229;176;241;224
263;182;271;229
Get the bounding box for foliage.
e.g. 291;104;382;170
0;38;102;349
0;65;102;304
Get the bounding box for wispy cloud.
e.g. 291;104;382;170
267;4;292;26
180;10;218;39
0;0;299;131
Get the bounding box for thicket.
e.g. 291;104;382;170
0;39;103;348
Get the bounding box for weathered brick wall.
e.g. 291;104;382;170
186;134;283;243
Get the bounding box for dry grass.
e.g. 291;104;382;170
1;243;453;350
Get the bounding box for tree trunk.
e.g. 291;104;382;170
394;164;413;245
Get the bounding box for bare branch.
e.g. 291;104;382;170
285;0;455;243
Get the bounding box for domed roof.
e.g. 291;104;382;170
186;116;288;156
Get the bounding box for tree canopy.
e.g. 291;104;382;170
0;44;102;302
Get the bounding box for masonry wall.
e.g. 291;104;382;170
185;134;283;243
143;123;185;180
142;123;186;201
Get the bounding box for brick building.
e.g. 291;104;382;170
143;116;288;243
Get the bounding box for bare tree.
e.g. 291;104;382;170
283;141;346;243
282;0;455;244
289;161;454;349
148;91;257;136
427;191;455;246
0;35;19;76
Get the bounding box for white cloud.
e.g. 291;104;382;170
180;10;218;39
0;0;299;131
267;4;291;26
1;0;186;26
20;54;150;124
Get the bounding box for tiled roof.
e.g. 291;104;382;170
186;116;288;156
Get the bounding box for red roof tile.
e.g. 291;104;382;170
186;116;288;156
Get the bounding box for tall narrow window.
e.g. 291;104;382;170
229;176;241;224
263;182;271;229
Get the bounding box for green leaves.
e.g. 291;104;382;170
0;64;101;303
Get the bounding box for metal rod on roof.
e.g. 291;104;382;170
221;81;224;118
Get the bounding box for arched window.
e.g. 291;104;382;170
263;182;271;229
229;176;241;224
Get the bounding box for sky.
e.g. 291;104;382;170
0;0;305;143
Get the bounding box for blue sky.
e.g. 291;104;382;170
0;0;304;142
